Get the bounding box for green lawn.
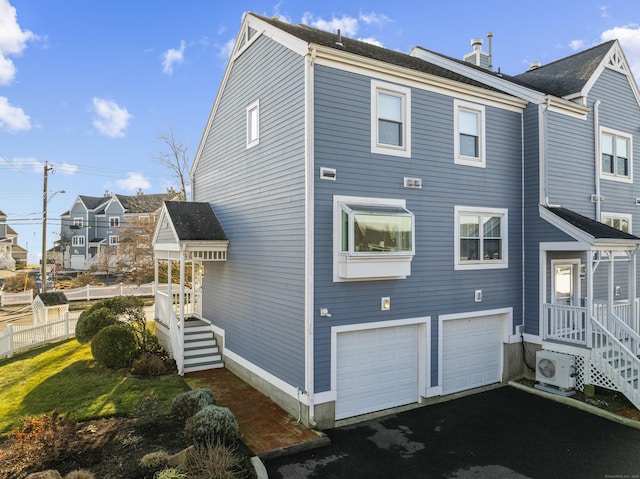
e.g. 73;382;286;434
0;339;189;437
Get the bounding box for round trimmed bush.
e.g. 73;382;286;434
184;405;238;446
91;323;138;369
171;388;216;421
75;306;118;343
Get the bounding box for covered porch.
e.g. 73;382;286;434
152;201;228;374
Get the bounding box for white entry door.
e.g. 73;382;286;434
336;324;419;420
552;260;581;306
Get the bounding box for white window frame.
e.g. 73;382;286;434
246;100;260;149
333;195;415;282
600;126;632;183
109;216;120;228
602;212;632;233
72;235;85;247
371;80;411;158
73;217;83;228
454;99;486;168
454;206;508;270
109;235;119;246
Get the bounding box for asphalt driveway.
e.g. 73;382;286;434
265;386;640;478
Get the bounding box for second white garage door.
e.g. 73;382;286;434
336;324;419;420
442;314;502;395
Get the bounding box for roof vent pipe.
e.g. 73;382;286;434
530;61;541;70
487;32;493;70
471;38;483;51
336;29;344;47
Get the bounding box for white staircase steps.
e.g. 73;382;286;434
182;318;224;373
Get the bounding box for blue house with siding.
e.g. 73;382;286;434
152;13;640;428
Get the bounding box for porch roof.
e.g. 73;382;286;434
542;206;640;246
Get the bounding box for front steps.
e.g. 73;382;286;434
183;318;224;373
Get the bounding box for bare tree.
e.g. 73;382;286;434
155;128;190;201
112;216;157;284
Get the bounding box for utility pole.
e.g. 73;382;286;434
41;162;52;293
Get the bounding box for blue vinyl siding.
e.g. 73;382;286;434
192;35;307;389
312;66;524;392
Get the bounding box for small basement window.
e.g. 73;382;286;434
334;196;415;281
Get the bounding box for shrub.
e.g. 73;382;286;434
182;440;248;479
131;352;168;376
64;470;95;479
171;388;216;422
75;306;118;343
154;467;187;479
184;405;238;447
91;323;138;369
131;391;167;427
1;272;35;293
140;450;170;469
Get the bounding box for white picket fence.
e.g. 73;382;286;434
0;311;81;359
1;282;164;306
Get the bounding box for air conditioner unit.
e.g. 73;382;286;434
535;350;576;390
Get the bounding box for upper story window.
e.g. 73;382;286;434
246;100;260;148
73;217;83;228
602;212;631;233
454;100;486;168
334;195;414;281
109;235;119;246
601;127;632;182
455;206;508;270
109;217;120;228
371;80;411;158
72;236;85;247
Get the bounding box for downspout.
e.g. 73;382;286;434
593;100;602;221
521;111;526;332
541;98;550;206
304;46;317;427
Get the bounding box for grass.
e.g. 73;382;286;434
0;338;190;437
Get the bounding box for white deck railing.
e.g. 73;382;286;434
155;290;184;375
1;289;33;307
543;303;587;345
0;311;81;359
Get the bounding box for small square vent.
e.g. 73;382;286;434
320;167;336;181
404;177;422;189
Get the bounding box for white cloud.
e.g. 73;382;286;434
8;156;42;172
116;172;150;191
601;24;640;81
0;96;30;132
357;37;384;47
359;11;391;27
0;0;36;85
218;37;235;59
569;39;584;51
91;97;132;138
302;12;359;36
162;40;186;75
54;161;78;175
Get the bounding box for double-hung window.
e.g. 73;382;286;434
246;100;260;148
455;206;508;270
602;212;631;233
109;217;120;228
371;80;411;157
334;195;415;281
601;127;632;181
72;235;85;247
73;217;83;228
109;235;119;246
454;100;486;167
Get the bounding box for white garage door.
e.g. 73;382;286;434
442;315;502;395
336;324;419;420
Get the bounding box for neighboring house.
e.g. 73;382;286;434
0;210;27;270
60;192;173;271
153;13;640;429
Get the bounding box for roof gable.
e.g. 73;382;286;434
163;201;227;241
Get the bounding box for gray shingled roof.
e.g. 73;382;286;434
546;206;640;241
254;14;504;94
116;193;173;214
513;41;615;97
164;201;227;241
79;195;109;210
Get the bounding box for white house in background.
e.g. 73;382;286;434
0;210;27;270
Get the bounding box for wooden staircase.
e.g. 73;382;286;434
183;318;224;373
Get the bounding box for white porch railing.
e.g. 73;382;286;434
0;251;16;270
1;289;34;307
0;311;81;359
543;303;586;345
594;299;640;333
155;290;184;375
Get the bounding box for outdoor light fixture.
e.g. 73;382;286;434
381;297;391;311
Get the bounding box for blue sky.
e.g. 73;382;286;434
1;0;639;264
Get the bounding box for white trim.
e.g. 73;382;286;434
437;307;512;395
72;235;85;247
454;99;486;168
370;79;411;157
550;258;581;305
246;99;260;149
599;126;633;184
109;216;120;228
454;205;508;270
333;195;413;281
330;316;430;404
108;235;119;246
